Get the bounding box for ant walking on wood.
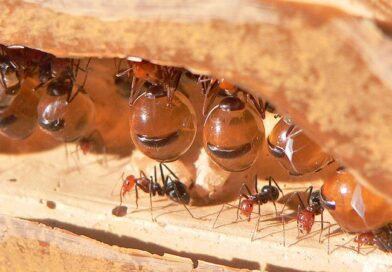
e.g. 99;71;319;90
281;186;331;252
116;163;196;220
214;176;283;241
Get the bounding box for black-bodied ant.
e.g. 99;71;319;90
214;176;283;240
115;163;195;220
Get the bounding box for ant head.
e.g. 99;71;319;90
47;72;73;97
240;199;254;217
297;209;315;234
132;61;157;82
218;79;236;92
261;185;279;201
309;191;321;207
124;175;136;189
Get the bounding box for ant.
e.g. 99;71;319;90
116;57;182;105
71;129;107;166
0;47;21;96
197;76;272;118
281;186;331;250
117;162;195;220
213;176;283;240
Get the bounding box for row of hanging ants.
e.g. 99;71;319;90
0;44;331;177
0;45;390;255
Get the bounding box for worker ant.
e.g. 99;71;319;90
70;129;107;168
281;186;330;251
116;57;182;105
198;76;272;118
213;176;283;241
116;162;195;220
0;47;22;97
37;58;95;142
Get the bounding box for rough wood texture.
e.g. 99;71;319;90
0;215;248;272
0;0;391;199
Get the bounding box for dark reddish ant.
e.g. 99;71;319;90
213;176;283;240
198;76;271;118
281;186;331;250
0;48;22;96
116;57;182;105
198;76;268;171
117;163;195;220
349;224;392;254
71;129;107;166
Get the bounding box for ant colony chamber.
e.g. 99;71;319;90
0;2;391;271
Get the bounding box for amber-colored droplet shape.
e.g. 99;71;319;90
267;117;332;175
203;96;265;172
129;85;197;162
321;168;392;232
37;87;95;142
0;81;39;140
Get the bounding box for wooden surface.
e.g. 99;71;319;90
0;61;391;271
0;0;391;200
0;215;249;272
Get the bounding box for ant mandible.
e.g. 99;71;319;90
213;176;283;240
281;186;331;250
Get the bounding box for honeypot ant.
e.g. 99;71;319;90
213;176;283;240
198;76;271;118
117;57;182;105
0;47;22;96
281;186;331;251
116;163;195;220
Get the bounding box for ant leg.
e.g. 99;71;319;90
281;191;306;216
297;204;302;239
251;212;261;242
319;210;324;243
213;204;226;229
134;185;139;209
140;170;147;179
202;80;219;116
149;176;154;222
70;145;81;173
129;77;145;106
305;185;313;205
160;162;179;180
267;177;278;216
254;175;258;193
172;180;195;219
159;164;167;189
269;176;284;197
119;173;125;206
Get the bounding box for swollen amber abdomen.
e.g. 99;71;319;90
203;96;264;172
321;168;392;232
267;117;332;175
129;85;197;162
